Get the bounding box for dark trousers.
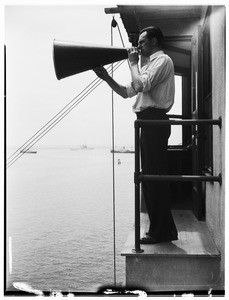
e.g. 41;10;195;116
137;108;178;240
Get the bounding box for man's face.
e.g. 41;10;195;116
137;31;154;57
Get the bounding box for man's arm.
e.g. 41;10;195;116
94;67;128;99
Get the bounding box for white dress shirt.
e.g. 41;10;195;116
126;50;175;113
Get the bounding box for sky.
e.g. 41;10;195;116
5;4;134;149
3;2;187;150
3;0;228;150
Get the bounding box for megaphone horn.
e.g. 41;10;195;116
53;39;128;80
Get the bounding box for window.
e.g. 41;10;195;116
168;75;182;146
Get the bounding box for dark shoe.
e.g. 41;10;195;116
140;236;157;244
140;235;178;244
145;232;178;242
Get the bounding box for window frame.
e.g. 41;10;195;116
201;7;213;175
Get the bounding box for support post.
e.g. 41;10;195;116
133;121;144;253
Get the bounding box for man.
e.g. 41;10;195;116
94;26;178;244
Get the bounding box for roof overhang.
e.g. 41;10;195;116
105;5;209;73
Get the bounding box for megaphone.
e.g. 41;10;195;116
53;39;128;80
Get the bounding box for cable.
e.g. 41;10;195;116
7;77;101;161
111;16;116;288
7;61;125;168
110;15;130;288
115;18;131;69
110;14;129;289
110;15;128;288
116;21;125;48
7;62;118;162
7;60;125;168
8;18;129;168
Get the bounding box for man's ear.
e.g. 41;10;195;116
151;37;157;46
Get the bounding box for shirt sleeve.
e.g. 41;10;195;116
126;82;138;98
141;56;173;92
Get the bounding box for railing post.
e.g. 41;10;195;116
133;120;144;253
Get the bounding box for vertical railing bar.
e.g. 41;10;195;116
133;120;144;253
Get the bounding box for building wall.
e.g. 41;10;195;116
205;6;225;290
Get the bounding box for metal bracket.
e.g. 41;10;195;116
218;117;222;129
218;173;222;185
134;119;141;129
134;172;142;184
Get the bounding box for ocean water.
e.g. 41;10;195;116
6;148;135;293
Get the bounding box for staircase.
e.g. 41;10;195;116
121;210;221;292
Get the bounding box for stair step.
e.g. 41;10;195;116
121;210;220;291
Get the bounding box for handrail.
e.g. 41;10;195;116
139;174;222;184
133;117;222;253
135;118;222;128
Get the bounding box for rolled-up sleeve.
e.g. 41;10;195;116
126;83;138;98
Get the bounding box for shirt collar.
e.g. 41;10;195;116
149;50;164;61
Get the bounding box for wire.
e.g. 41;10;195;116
7;60;125;168
110;14;128;289
116;20;131;69
7;77;101;161
7;61;119;162
111;16;116;288
116;21;126;48
7;61;124;168
110;15;129;288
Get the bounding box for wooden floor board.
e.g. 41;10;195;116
122;210;220;257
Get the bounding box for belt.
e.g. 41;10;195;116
136;107;167;119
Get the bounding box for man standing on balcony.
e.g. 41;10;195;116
94;26;178;244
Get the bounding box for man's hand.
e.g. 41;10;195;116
128;47;139;66
93;66;109;81
128;47;142;92
93;65;128;98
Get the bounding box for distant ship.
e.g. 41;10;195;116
110;147;134;154
20;150;37;154
70;144;94;151
80;144;94;150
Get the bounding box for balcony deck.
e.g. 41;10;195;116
121;210;220;292
122;210;220;257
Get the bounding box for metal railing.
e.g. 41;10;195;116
133;118;222;253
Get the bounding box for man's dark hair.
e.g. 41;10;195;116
139;26;164;46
